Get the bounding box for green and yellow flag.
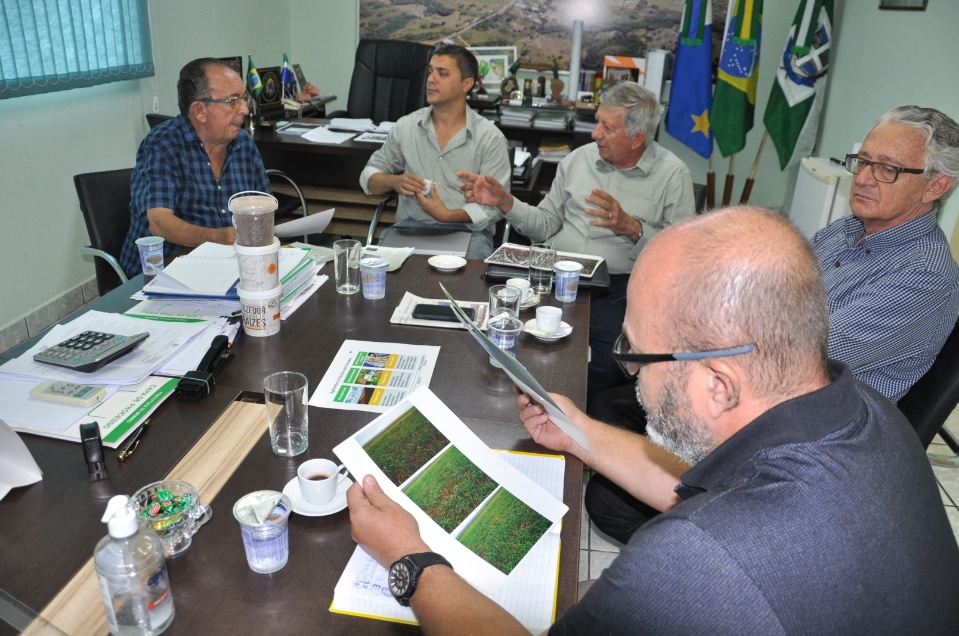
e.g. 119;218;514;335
247;54;262;98
712;0;763;157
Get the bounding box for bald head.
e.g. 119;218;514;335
630;207;830;400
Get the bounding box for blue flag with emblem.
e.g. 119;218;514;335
665;0;714;158
281;52;296;97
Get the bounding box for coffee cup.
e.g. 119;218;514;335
535;306;562;334
506;278;531;305
297;459;348;506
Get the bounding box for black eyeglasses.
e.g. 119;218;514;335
844;154;925;184
196;93;253;110
612;332;756;378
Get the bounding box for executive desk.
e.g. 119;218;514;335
0;256;590;635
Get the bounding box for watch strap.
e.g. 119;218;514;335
631;215;644;242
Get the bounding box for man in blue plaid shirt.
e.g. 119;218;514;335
119;58;270;276
814;105;959;403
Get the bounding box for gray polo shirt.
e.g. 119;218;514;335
360;105;511;237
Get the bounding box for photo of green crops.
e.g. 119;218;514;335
457;489;553;575
403;447;497;533
363;407;450;485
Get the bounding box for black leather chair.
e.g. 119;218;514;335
74;169;134;296
328;39;435;124
897;319;959;467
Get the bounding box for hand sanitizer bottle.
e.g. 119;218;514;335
94;495;175;635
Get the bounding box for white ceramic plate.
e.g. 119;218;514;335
428;255;467;272
282;476;352;517
523;319;573;342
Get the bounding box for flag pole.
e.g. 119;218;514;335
707;155;715;210
740;130;768;204
722;155;736;206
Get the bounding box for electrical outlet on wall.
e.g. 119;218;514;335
153;96;159;113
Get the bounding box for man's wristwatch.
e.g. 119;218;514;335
631;215;644;242
388;552;453;607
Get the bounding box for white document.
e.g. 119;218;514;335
354;132;389;144
440;284;590;453
0;311;209;386
330;450;564;632
146;251;239;296
390;292;490;330
274;208;334;238
302;126;355;144
373;121;395;134
328;117;376;132
281;274;327;319
126;298;241;321
333;387;568;596
0;377;120;437
310;340;439;413
0;419;43;501
361;245;414;271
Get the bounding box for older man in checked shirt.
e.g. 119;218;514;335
119;58;269;277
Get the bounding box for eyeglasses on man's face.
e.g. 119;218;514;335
844;153;925;184
612;332;756;379
196;93;254;110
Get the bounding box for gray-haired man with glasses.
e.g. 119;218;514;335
347;207;959;633
814;105;959;404
119;58;269;276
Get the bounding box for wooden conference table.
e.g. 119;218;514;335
0;255;590;635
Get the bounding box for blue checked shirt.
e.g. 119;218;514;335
119;115;270;276
814;211;959;402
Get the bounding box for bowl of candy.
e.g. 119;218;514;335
131;480;212;556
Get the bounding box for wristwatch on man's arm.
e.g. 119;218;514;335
630;215;645;243
389;552;453;607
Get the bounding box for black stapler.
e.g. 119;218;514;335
175;334;234;402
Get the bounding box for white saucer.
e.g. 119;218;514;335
282;476;352;517
519;294;540;310
428;255;467;272
524;319;573;342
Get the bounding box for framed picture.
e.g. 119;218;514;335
217;56;242;76
292;63;308;92
879;0;927;9
467;46;517;95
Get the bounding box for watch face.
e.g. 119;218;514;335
389;561;412;598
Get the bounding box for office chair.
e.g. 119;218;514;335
74;168;134;297
328;39;435;124
146;113;174;129
897;319;959;467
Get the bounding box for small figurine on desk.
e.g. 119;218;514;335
550;58;565;103
500;60;522;104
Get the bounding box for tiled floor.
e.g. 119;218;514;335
578;415;959;582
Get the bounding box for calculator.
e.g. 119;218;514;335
33;331;150;373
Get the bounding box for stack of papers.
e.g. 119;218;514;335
532;111;570;130
537;138;571;163
328;117;376;132
500;108;535;125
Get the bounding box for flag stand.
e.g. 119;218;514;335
707;155;716;210
722;155;736;206
740;131;768;204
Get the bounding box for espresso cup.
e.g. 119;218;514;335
297;459;348;506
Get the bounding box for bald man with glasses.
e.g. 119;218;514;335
120;57;269;277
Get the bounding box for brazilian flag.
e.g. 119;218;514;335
712;0;763;157
247;54;262;98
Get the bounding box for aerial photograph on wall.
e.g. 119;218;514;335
359;0;728;72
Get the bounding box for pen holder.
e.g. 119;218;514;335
131;480;212;556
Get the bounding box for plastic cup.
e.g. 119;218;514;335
237;286;282;337
234;238;280;292
297;459;349;506
263;371;309;457
230;191;277;247
333;239;361;295
359;256;389;300
488;316;523;368
135;236;164;283
554;261;583;302
489;284;522;319
536;306;562;334
528;243;555;298
233;491;291;573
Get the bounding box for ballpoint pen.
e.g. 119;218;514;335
117;419;150;463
